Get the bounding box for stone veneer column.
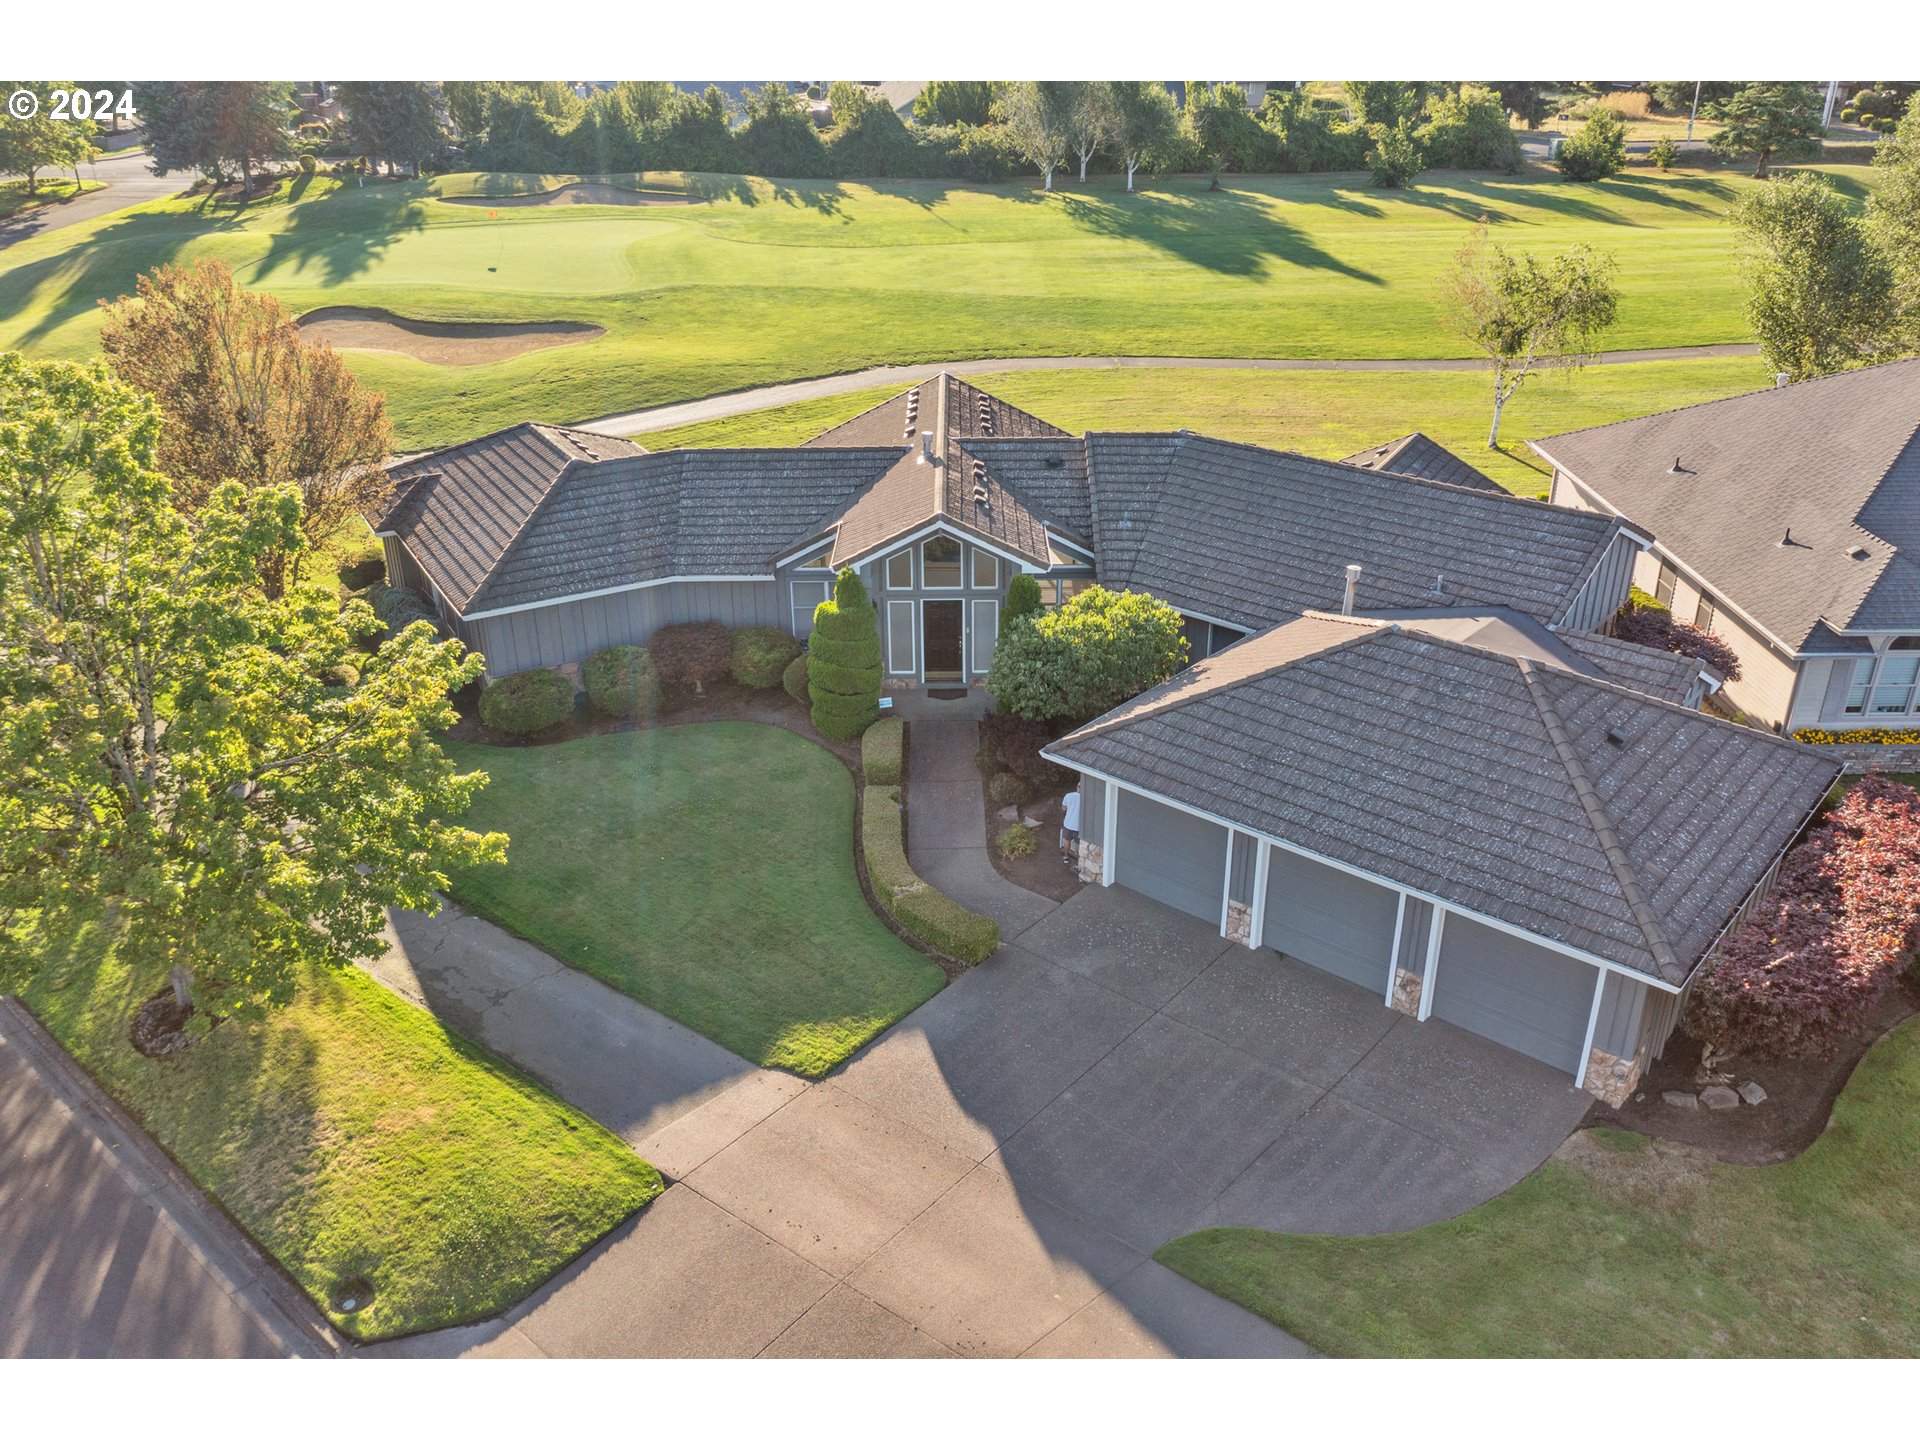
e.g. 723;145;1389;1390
1224;900;1254;947
1075;840;1104;884
1581;1047;1644;1108
1389;967;1423;1016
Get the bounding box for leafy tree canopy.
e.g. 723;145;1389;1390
0;80;99;194
1706;81;1824;178
985;585;1188;724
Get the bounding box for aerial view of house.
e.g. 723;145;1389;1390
3;13;1919;1428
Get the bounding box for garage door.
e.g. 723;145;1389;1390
1262;848;1398;992
1430;915;1598;1074
1114;788;1228;925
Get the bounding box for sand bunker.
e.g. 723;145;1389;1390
296;307;605;365
439;182;697;208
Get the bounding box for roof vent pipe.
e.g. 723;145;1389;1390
1341;563;1362;616
1775;373;1792;388
920;432;932;464
1667;456;1686;475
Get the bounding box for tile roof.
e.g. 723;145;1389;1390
1533;359;1920;651
1553;631;1712;707
1082;433;1629;631
1341;432;1506;493
1047;615;1838;982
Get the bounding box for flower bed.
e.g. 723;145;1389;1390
1687;777;1920;1060
1794;727;1920;746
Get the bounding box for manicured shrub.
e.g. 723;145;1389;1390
318;660;360;688
297;153;318;176
985;585;1188;725
337;551;386;591
479;668;575;736
782;653;810;705
584;645;661;718
1687;778;1920;1060
987;770;1030;806
997;824;1038;859
650;621;731;694
808;568;882;741
1001;573;1043;636
1612;597;1743;680
731;625;801;689
860;785;999;964
981;712;1071;791
861;716;903;783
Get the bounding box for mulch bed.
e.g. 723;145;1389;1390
1583;970;1920;1165
983;789;1086;902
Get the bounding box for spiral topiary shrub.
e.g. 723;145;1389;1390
479;668;576;736
782;653;810;705
731;626;802;689
808;568;882;740
584;645;661;718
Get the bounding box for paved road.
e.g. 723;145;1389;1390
0;1002;320;1358
582;343;1762;438
0;148;190;250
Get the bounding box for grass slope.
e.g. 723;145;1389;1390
0;165;1871;448
443;724;944;1075
1157;1016;1920;1357
15;912;660;1341
643;357;1775;497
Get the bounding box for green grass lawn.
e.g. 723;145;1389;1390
1157;1015;1920;1356
0;177;102;219
13;910;661;1342
443;723;945;1075
0;164;1871;448
644;356;1776;497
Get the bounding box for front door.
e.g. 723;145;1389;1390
923;600;964;682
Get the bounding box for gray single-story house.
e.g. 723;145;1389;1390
368;373;1653;686
1043;613;1840;1105
1534;357;1920;734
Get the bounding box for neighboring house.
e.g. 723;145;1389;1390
1534;358;1920;734
1043;613;1839;1105
368;374;1651;686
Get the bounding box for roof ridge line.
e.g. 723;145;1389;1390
1515;658;1686;985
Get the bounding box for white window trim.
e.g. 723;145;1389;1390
972;550;999;590
921;537;965;592
887;600;916;675
920;596;967;681
885;548;913;590
791;578;831;638
969;598;998;675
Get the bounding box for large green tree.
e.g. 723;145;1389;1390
1556;107;1627;181
0;354;502;1034
912;81;995;128
0;81;99;194
1729;171;1900;380
1418;85;1520;171
1706;82;1824;178
1438;222;1620;447
996;81;1076;191
136;81;294;193
1110;81;1181;192
1867;96;1920;348
1067;80;1118;183
985;586;1188;725
336;81;448;175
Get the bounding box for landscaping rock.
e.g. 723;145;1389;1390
995;805;1021;823
1700;1085;1740;1110
1662;1091;1699;1110
1020;816;1041;828
1737;1080;1768;1106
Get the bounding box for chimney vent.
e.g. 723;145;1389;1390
1341;563;1362;616
1667;456;1687;475
919;432;932;464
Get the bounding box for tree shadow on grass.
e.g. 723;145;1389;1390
1055;187;1384;284
682;171;851;218
249;181;428;289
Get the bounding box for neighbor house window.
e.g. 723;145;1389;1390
885;549;912;589
1694;593;1718;632
791;579;830;639
795;545;834;570
1040;577;1095;610
923;536;962;588
1844;658;1872;715
1654;560;1678;608
972;549;999;589
1870;638;1920;715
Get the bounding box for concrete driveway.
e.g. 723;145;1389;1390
365;882;1587;1359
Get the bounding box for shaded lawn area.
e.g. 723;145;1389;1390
1157;1017;1920;1357
0;177;102;219
643;357;1774;497
13;911;661;1342
444;722;944;1076
0;165;1872;447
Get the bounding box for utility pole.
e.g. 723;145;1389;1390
1686;80;1702;142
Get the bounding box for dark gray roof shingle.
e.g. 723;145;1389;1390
1341;432;1506;493
1534;359;1920;650
1047;616;1837;981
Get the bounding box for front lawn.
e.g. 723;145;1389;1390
13;912;661;1341
643;357;1773;498
1156;1016;1920;1356
443;723;944;1075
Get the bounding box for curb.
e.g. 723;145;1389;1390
0;997;340;1359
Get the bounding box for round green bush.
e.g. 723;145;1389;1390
650;621;732;693
731;626;801;689
479;668;575;736
782;653;810;705
997;824;1038;859
583;645;660;718
318;661;360;689
298;152;318;175
987;771;1030;806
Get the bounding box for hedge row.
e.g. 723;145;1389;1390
861;785;999;965
862;717;903;784
1686;777;1920;1060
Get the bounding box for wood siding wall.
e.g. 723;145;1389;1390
471;581;782;677
1561;530;1641;633
1629;547;1803;729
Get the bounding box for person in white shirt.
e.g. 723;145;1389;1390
1059;785;1082;867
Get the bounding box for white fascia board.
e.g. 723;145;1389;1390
462;574;774;622
1041;754;1683;994
772;528;840;568
837;518;1045;575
